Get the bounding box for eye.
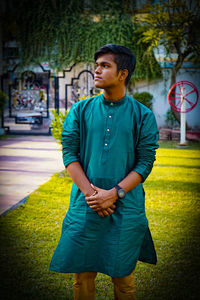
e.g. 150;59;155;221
103;64;108;68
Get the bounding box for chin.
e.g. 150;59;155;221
94;82;104;88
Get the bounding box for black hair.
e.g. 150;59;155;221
94;44;136;86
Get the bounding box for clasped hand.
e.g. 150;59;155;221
85;184;118;218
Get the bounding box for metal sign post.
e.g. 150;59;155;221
168;80;199;146
180;86;186;145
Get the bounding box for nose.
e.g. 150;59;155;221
95;65;101;74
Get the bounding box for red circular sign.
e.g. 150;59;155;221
168;80;198;113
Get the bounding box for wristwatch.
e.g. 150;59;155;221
115;184;126;199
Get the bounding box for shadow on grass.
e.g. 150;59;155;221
0;215;73;300
136;215;200;300
137;254;199;300
0;213;199;300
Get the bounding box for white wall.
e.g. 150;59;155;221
132;68;200;129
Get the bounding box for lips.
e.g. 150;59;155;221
94;77;102;80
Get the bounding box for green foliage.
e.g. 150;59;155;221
2;0;162;82
165;109;179;128
51;109;68;144
132;91;153;110
14;0;136;68
0;90;8;113
0;144;199;299
131;25;162;82
137;0;200;64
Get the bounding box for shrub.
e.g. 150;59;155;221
165;109;179;128
51;92;101;144
132;92;153;110
51;110;68;144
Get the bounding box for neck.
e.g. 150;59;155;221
103;86;126;101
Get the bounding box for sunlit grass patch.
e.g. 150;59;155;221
0;143;199;299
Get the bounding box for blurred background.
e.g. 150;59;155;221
0;0;199;139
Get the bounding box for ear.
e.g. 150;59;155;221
119;69;128;82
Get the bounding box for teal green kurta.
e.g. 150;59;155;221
49;94;159;277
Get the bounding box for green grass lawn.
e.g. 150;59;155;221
0;142;200;300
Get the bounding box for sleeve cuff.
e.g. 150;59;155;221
63;157;80;168
132;167;147;183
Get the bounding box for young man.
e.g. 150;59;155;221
49;44;159;300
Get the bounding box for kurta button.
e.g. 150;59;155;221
110;102;114;106
107;129;110;132
105;143;108;146
109;115;112;118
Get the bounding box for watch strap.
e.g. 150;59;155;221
115;184;122;192
114;184;126;199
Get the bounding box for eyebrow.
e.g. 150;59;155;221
95;61;112;66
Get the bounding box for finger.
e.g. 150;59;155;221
98;211;105;218
102;210;109;216
88;205;99;211
91;183;99;191
86;196;102;204
86;200;99;207
89;205;100;214
87;202;101;211
110;204;116;209
85;195;97;201
106;208;114;215
86;198;96;203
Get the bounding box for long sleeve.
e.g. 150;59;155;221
50;95;158;278
133;110;159;182
61;103;80;168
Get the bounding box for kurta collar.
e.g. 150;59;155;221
100;93;127;106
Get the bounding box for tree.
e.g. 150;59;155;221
1;0;137;68
1;0;161;83
137;0;200;122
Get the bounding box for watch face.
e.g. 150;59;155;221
118;189;125;199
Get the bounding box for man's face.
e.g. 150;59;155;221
94;53;121;89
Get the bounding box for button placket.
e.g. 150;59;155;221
102;107;113;163
105;110;113;146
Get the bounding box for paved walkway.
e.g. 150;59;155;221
0;135;64;216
